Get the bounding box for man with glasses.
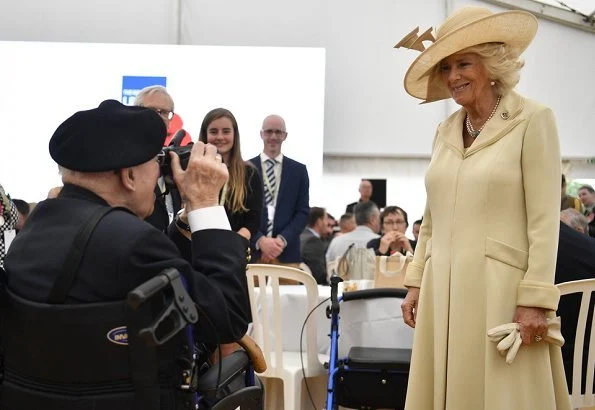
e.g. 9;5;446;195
134;86;185;231
135;85;175;126
249;115;310;268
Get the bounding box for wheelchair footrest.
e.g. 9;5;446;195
347;347;411;371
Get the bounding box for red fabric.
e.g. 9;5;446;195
165;113;192;146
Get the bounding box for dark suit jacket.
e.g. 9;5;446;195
249;155;309;263
299;228;328;284
345;199;377;215
5;183;249;344
555;221;595;390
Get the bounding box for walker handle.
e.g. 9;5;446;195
342;288;407;302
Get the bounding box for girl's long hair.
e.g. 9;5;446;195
198;108;247;213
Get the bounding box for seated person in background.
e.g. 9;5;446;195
336;212;356;237
345;179;376;214
0;184;18;269
411;218;422;248
325;213;338;242
300;207;333;284
367;206;415;256
578;184;595;237
326;201;380;263
556;208;595;391
560;174;583;212
3;100;250;408
578;184;595;215
12;199;31;232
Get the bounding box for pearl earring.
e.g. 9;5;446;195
490;81;495;86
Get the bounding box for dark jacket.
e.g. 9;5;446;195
5;183;250;344
249;155;309;263
299;228;328;284
345;200;376;214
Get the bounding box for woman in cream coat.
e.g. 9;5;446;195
397;7;570;410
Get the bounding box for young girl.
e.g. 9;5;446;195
198;108;263;241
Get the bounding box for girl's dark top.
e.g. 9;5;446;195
226;164;263;236
167;163;262;263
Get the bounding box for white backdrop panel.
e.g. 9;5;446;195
0;42;325;203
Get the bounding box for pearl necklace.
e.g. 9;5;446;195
465;96;501;138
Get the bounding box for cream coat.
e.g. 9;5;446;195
403;91;571;410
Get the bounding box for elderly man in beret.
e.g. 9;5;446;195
2;100;251;408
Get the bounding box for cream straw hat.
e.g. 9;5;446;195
395;6;538;103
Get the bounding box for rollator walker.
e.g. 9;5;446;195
325;274;412;410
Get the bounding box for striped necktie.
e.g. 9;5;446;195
264;158;277;236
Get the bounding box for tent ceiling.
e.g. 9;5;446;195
482;0;595;32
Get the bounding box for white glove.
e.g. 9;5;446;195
487;317;564;365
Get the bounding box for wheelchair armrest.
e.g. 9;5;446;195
126;268;198;346
342;287;408;301
196;350;250;398
237;335;267;373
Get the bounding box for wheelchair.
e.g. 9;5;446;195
0;268;264;410
324;275;412;410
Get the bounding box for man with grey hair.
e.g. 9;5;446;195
560;208;589;235
134;85;175;129
325;201;380;263
134;86;184;230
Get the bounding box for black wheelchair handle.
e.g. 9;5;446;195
342;287;408;302
127;269;179;309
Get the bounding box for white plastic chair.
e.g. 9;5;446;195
246;264;327;410
299;262;313;276
557;278;595;409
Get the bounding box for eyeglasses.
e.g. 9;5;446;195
383;220;406;226
148;107;174;120
262;129;287;137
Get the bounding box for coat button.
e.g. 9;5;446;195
500;112;509;120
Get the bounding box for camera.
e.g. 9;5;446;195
157;129;193;189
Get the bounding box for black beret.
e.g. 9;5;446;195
49;99;166;172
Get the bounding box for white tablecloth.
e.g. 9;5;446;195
252;285;414;357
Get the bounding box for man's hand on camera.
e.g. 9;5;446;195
170;142;228;212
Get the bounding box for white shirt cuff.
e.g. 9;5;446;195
187;206;231;232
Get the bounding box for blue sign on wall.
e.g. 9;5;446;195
121;76;167;106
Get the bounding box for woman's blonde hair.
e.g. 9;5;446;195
198;108;247;214
433;42;524;97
